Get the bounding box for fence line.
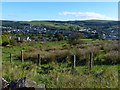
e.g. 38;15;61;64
9;51;94;70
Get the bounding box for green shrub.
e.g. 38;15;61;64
104;51;119;65
68;32;84;45
2;34;10;46
9;39;17;46
2;41;9;46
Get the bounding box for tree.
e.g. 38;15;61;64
68;32;84;45
2;34;10;46
54;33;64;41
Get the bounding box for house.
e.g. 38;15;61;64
102;34;119;40
16;36;31;42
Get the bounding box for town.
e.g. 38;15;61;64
1;20;119;43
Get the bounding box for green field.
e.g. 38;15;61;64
2;39;119;88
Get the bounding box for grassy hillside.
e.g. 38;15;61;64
2;39;119;88
2;20;118;30
21;20;82;30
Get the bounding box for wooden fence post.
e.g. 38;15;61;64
89;52;93;70
37;54;41;66
10;53;12;63
73;55;76;68
21;50;24;62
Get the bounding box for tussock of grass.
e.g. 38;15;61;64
2;62;119;88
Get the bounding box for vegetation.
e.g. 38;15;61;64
68;32;84;45
1;19;119;89
2;39;119;88
1;34;10;46
2;62;118;88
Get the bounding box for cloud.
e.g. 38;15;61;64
59;11;116;20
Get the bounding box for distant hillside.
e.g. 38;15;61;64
26;21;82;30
1;20;119;31
1;20;119;40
